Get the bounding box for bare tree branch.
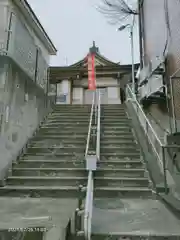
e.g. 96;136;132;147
97;0;138;26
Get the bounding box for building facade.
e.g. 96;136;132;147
50;42;138;105
0;0;56;180
137;0;180;135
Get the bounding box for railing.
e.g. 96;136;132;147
85;91;95;156
84;89;101;240
96;89;101;161
126;84;168;193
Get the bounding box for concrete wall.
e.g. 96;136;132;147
0;0;50;91
0;60;50;181
0;0;54;181
8;0;50;63
0;0;9;52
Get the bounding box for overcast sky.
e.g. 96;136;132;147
28;0;140;66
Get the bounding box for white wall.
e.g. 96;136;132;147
56;80;71;104
73;77;119;88
108;87;121;104
72;87;83;104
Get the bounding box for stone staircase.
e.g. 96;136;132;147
0;105;91;198
0;104;180;240
90;104;180;240
95;104;152;198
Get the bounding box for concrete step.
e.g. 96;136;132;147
40;126;89;130
101;120;131;125
103;129;133;133
102;119;129;123
14;160;86;168
32;135;87;140
0;186;152;198
11;167;145;178
102;127;132;133
47;115;90;120
102;126;132;131
101;112;127;115
38;128;88;133
14;159;143;169
0;185;81;198
101;135;134;140
29;141;138;149
94;168;146;178
30;139;86;146
102;111;126;115
43;119;89;123
94;187;153;198
101;152;140;158
95;177;149;188
26;146;85;154
23;152;85;158
98;160;143;168
7;176;149;188
51;111;90;114
11;167;87;177
7;176;87;186
100;146;140;153
42;122;89;126
101;139;136;144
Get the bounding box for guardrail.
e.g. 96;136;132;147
84;89;101;240
126;84;168;193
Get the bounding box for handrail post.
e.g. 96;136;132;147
162;146;168;194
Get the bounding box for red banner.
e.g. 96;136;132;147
87;53;96;90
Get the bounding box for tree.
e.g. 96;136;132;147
96;0;139;27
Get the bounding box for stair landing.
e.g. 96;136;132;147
0;197;77;238
92;198;180;237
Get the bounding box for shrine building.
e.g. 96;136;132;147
49;42;139;104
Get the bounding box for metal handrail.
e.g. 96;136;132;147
85;91;95;156
84;89;101;240
84;170;93;240
127;85;162;146
126;84;168;193
96;89;101;161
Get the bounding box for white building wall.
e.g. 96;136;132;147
107;87;121;104
72;87;83;104
56;80;71;104
73;77;121;104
